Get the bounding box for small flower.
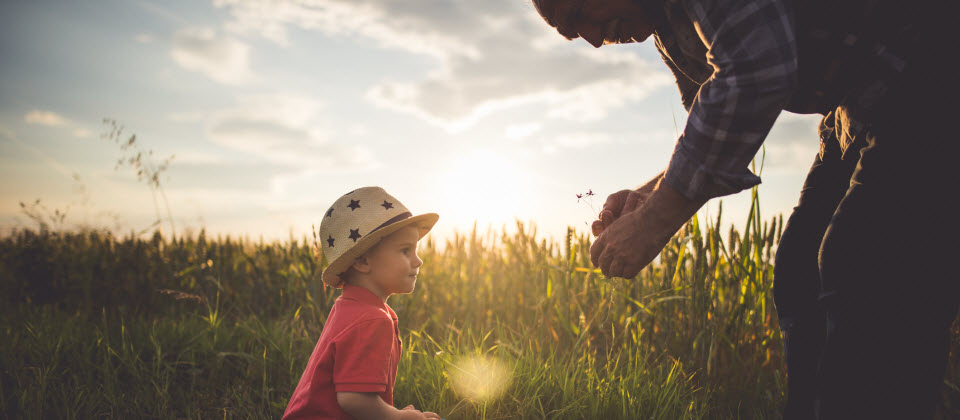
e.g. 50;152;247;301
576;189;600;219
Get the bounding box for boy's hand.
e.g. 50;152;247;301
338;393;441;420
400;405;441;419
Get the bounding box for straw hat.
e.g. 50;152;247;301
319;186;438;287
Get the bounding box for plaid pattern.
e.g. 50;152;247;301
660;0;799;201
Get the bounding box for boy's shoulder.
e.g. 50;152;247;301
324;286;398;337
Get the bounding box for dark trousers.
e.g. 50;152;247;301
774;53;960;419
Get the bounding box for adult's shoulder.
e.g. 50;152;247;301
679;0;794;34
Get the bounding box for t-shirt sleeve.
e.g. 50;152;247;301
332;317;395;393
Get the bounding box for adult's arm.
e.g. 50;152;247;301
592;0;799;278
662;0;799;201
655;36;700;112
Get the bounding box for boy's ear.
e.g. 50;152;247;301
351;255;371;274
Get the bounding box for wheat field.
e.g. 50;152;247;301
2;192;958;419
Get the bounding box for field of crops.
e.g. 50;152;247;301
2;194;958;419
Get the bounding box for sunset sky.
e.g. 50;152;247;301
0;0;822;244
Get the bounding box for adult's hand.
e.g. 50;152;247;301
591;171;664;237
590;180;705;278
591;189;644;237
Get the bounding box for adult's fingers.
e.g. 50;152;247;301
623;191;640;214
598;245;615;276
607;258;625;278
423;412;442;419
599;209;616;231
402;405;415;410
621;259;642;279
624;189;652;214
591;219;604;237
593;190;634;237
601;191;629;218
590;233;606;268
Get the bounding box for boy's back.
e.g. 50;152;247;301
283;285;401;420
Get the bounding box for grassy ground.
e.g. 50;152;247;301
2;193;958;419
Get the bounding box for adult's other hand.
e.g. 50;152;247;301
590;171;664;237
591;189;647;237
590;180;704;278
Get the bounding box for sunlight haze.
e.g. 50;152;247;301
0;0;821;243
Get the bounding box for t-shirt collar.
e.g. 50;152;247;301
341;284;393;314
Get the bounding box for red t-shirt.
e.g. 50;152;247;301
282;285;402;420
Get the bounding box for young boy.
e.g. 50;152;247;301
283;186;441;420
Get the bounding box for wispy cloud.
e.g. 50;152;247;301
1;125;74;178
213;0;483;57
505;122;542;139
134;33;155;44
532;131;615;154
762;113;822;173
212;0;670;130
553;132;613;149
23;110;92;139
24;110;66;126
205;94;378;172
170;27;253;85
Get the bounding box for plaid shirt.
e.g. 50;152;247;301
658;0;799;201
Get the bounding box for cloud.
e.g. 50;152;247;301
172;151;226;165
761;112;823;173
536;131;614;154
23;110;92;138
213;0;670;130
213;0;484;57
553;132;613;149
0;125;15;142
134;33;155;44
167;111;207;123
170;27;253;84
24;110;66;126
205;94;378;172
505;122;542;139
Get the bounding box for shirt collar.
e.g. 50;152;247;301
340;284;396;320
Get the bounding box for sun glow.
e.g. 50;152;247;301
447;355;512;402
431;150;535;232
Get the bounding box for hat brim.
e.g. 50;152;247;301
321;212;439;287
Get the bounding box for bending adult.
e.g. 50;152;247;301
531;0;959;418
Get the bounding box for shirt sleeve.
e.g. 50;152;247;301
332;317;395;393
663;0;798;201
655;35;701;112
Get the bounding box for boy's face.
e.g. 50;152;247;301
363;226;423;297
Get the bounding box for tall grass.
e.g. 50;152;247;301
1;194;958;419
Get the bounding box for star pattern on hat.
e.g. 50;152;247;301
347;200;361;211
326;208;334;218
327;235;335;248
349;228;361;242
381;200;394;210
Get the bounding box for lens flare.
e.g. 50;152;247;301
448;355;511;402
